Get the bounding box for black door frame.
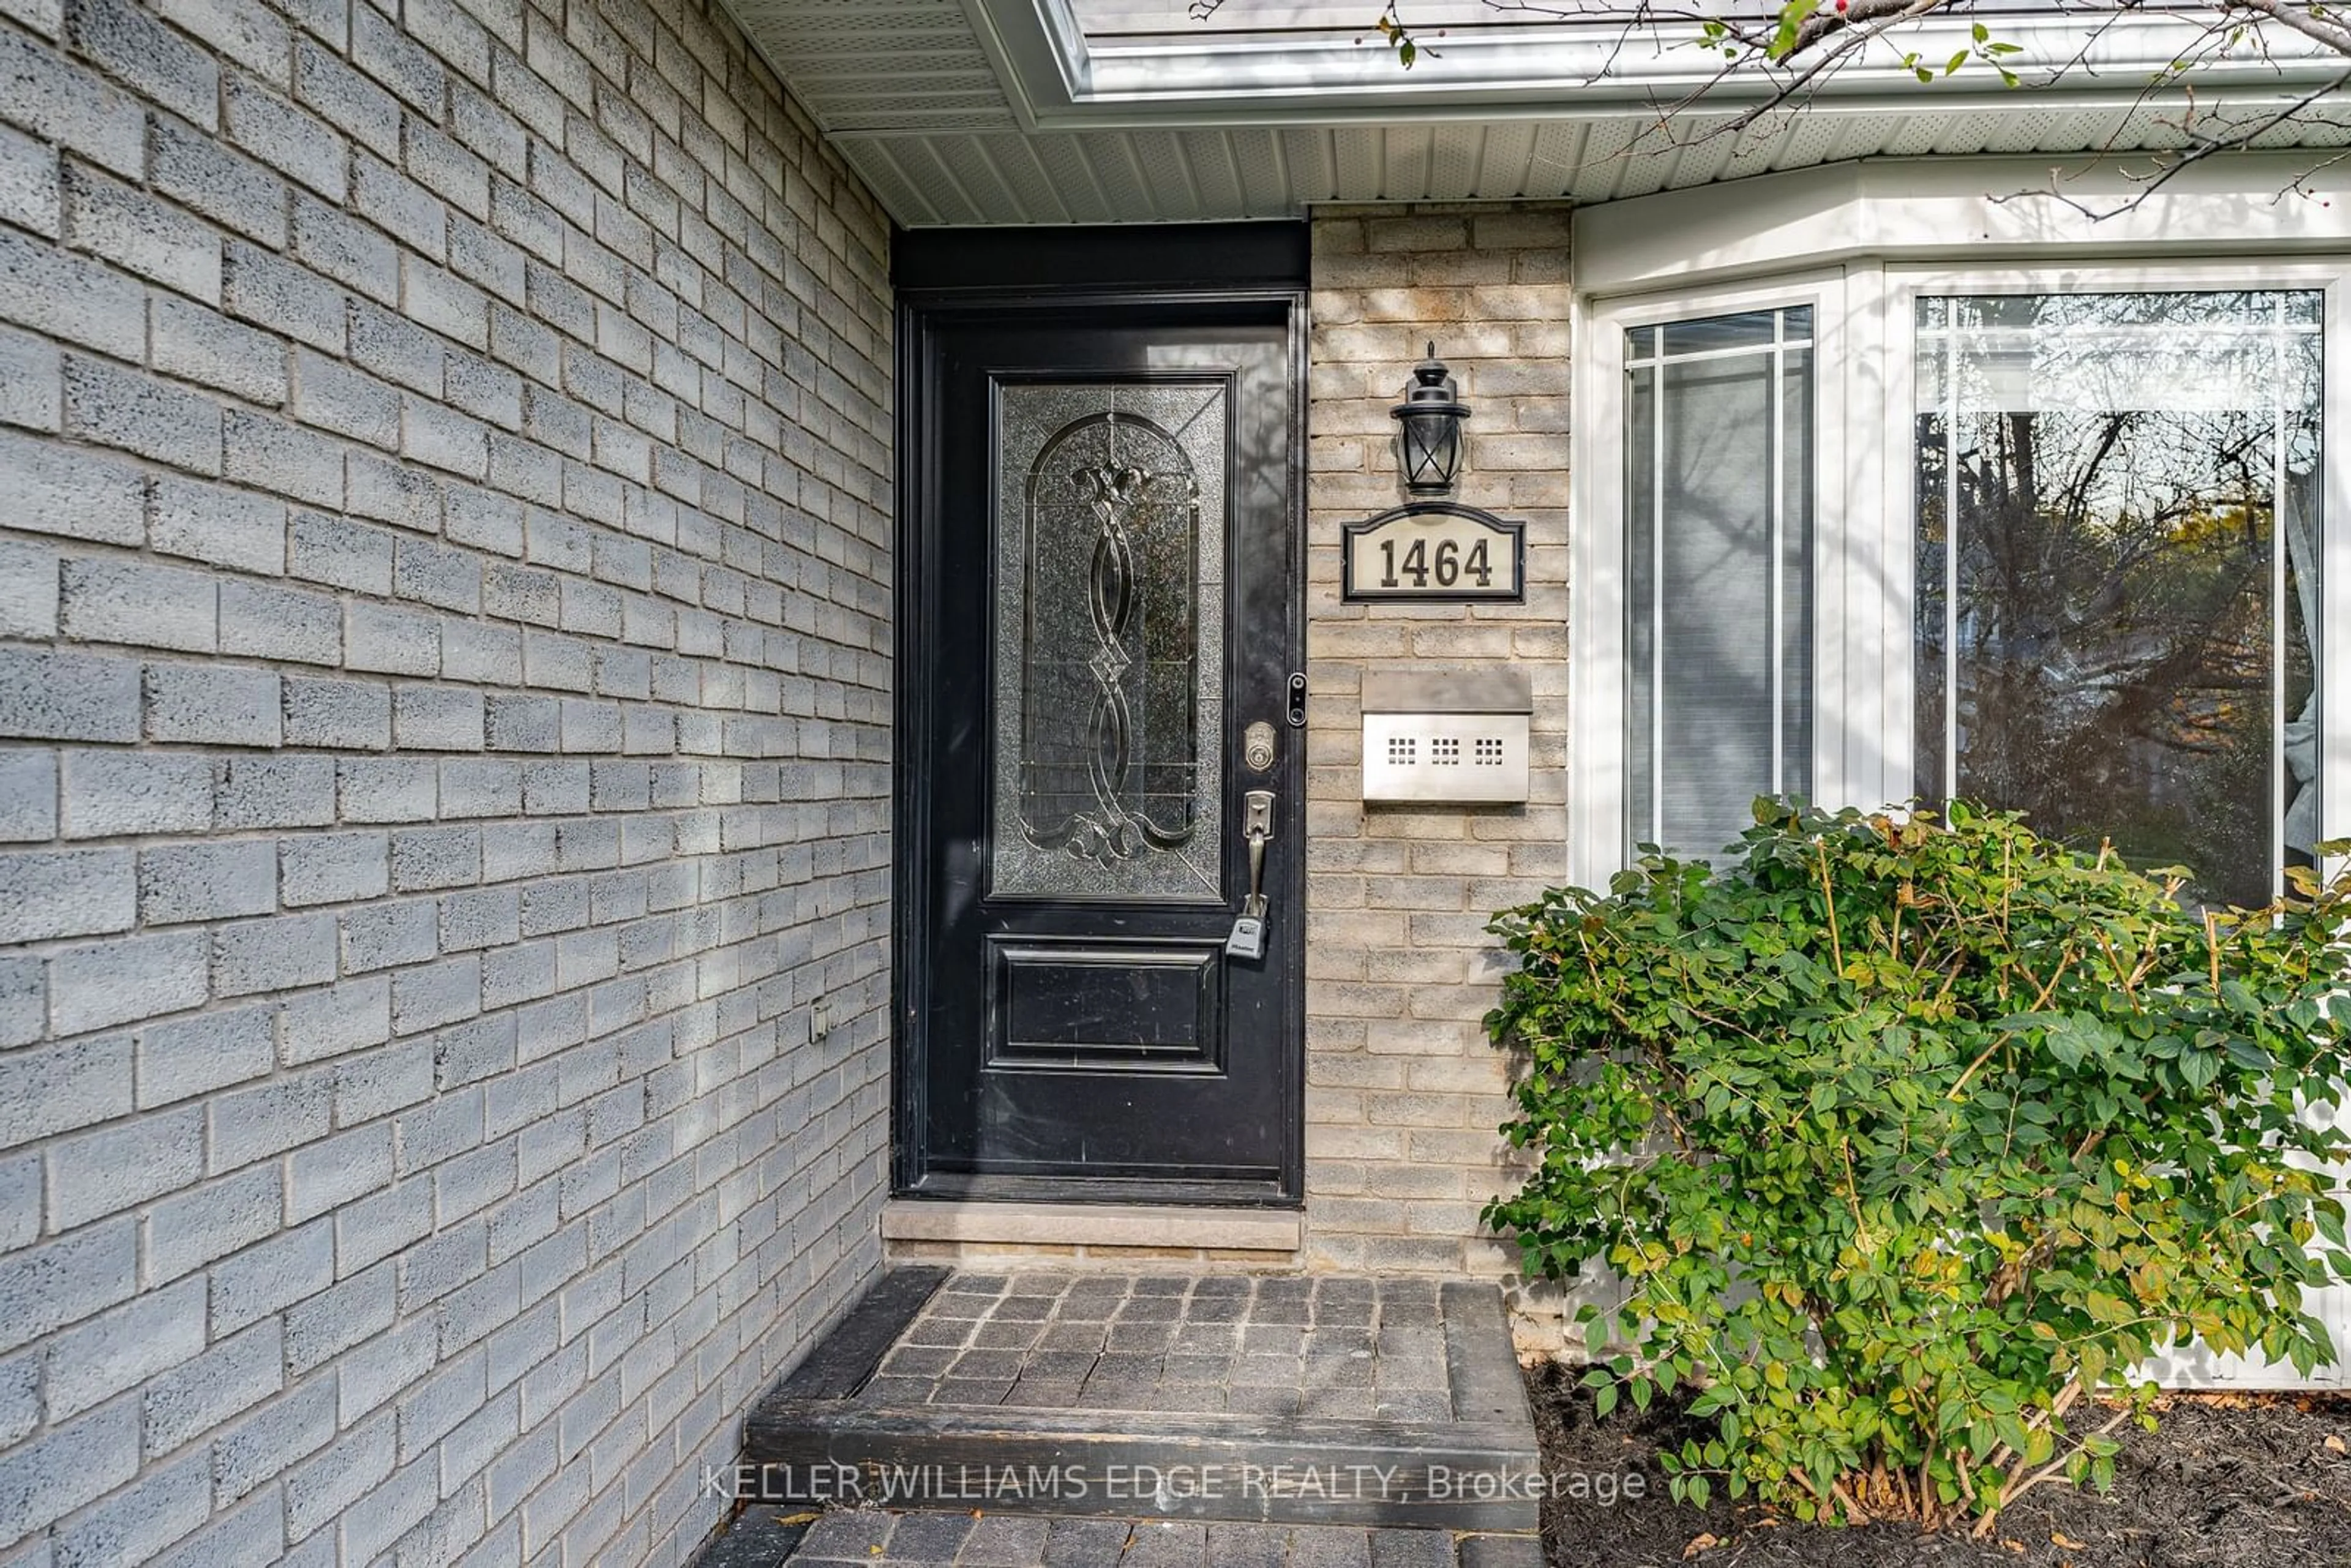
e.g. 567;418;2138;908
889;223;1311;1204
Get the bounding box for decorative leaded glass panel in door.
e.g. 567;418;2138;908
992;381;1228;901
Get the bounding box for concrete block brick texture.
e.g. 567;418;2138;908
1304;205;1570;1283
0;0;893;1558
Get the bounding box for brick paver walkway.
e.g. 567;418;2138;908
779;1509;1545;1567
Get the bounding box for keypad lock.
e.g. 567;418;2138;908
1225;789;1275;959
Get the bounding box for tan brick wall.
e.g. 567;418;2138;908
1303;203;1571;1283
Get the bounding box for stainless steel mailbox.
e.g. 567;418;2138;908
1360;669;1532;804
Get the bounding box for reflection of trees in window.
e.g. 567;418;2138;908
1915;291;2322;909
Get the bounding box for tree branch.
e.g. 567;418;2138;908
1288;0;2351;217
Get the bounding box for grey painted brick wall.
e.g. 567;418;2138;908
0;0;895;1559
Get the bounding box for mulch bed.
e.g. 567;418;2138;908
1526;1359;2351;1567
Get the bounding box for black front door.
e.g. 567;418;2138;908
896;289;1303;1204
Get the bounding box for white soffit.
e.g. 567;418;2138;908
724;0;2351;225
724;0;1024;132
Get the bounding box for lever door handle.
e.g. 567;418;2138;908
1227;789;1276;959
1242;789;1273;915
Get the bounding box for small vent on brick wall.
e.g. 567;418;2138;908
1431;738;1460;765
1387;736;1416;765
1474;738;1504;766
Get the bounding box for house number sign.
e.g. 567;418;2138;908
1341;501;1526;604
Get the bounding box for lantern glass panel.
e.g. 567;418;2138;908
1401;410;1461;490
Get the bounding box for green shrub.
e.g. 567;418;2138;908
1484;801;2351;1534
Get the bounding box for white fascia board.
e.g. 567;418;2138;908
1573;152;2351;298
976;0;2351;129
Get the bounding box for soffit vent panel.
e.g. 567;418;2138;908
1474;121;1536;198
1232;128;1291;215
1027;134;1120;220
1333;128;1384;201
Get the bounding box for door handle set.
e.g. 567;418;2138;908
1229;677;1300;957
1226;788;1276;960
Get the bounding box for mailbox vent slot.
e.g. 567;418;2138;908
1360;670;1532;805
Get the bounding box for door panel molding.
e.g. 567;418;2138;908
987;937;1229;1076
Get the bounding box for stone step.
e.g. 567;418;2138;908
739;1268;1543;1536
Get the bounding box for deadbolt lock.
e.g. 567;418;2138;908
1242;721;1276;772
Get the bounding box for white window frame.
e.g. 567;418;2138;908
1569;160;2351;895
1574;269;1855;883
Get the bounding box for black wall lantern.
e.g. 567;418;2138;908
1391;342;1471;495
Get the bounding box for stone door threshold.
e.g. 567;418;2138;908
880;1199;1304;1252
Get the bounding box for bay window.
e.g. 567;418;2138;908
1569;166;2351;902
